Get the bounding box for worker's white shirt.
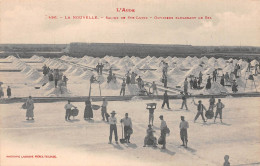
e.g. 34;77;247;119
121;117;132;127
102;100;108;107
216;102;225;110
179;121;189;130
160;120;167;130
109;116;117;125
64;103;75;110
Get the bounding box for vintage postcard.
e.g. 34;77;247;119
0;0;260;166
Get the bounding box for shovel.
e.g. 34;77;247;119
120;123;127;144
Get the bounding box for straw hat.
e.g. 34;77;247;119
111;110;116;114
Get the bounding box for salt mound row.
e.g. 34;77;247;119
168;67;184;75
143;71;157;79
102;81;121;90
45;86;71;97
202;82;228;94
80;70;94;80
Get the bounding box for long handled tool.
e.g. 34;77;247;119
120;123;126;144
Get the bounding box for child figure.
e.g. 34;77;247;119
223;155;230;166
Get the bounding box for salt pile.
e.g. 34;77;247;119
168;67;184;75
202;82;228;94
127;84;140;95
223;64;234;73
143;71;157;79
203;67;215;75
65;65;77;74
96;75;105;84
140;63;153;70
102;81;121;90
185;65;204;77
21;66;32;74
26;69;41;80
42;81;55;90
71;67;84;76
80;70;94;80
45;86;71;97
251;59;259;66
35;75;49;85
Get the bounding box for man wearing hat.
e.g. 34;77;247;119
109;110;118;144
214;99;225;123
159;115;167;149
120;113;133;143
193;99;207;123
179;116;189;147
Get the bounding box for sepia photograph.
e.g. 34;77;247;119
0;0;260;165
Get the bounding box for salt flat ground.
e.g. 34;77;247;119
0;97;260;166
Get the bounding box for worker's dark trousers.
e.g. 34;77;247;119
181;100;188;110
124;126;131;141
162;100;170;109
215;109;222;119
194;112;205;121
109;124;118;142
120;88;125;96
213;76;216;82
65;109;71;120
55;79;58;87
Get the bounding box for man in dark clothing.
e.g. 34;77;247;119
96;63;100;74
213;70;217;82
161;91;170;109
63;75;68;87
120;79;126;96
99;63;104;75
180;92;188;110
164;76;168;88
7;86;11;98
208;96;215;111
49;72;54;82
193;99;207;123
137;76;142;89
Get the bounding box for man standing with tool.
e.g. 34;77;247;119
120;113;133;143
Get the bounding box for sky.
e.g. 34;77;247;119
0;0;260;46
